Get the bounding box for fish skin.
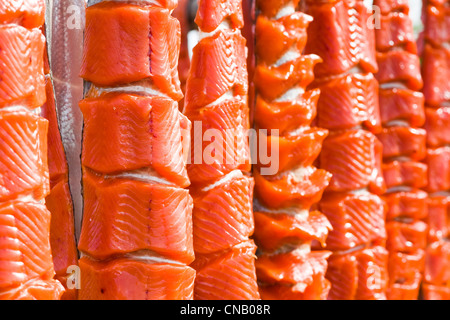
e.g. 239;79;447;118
80;93;190;188
184;29;248;111
383;190;429;221
422;44;450;108
426;196;449;243
314;73;381;132
0;0;45;29
375;51;423;91
46;179;78;277
80;2;183;101
78;171;194;265
254;127;328;175
254;89;319;134
192;241;260;300
375;12;417;54
304;0;377;78
424;107;450;148
386;220;428;254
320;192;386;251
185;98;251;186
191;174;254;255
425;147;450;193
41;76;68;184
255;12;312;66
378;88;425;128
382;160;428;189
195;0;243;32
376;127;427;161
423;3;450;48
79;257;196;300
253;167;332;210
0;25;46;109
254;54;321;102
0;201;54;290
0;110;49;202
320;130;385;194
326;245;389;300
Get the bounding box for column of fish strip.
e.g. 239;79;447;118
183;0;260;300
251;0;333;300
77;0;195;300
0;0;65;300
41;28;78;300
373;0;428;300
421;0;450;300
303;0;389;300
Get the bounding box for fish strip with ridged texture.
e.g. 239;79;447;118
0;0;64;300
304;0;388;300
421;0;450;300
252;0;333;300
183;0;259;300
373;0;427;300
78;0;195;300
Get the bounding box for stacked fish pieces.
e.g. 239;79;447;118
373;0;428;300
77;0;196;300
183;0;260;300
40;30;78;300
251;0;333;300
0;0;64;300
421;0;450;300
304;0;389;300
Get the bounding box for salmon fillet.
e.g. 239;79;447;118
424;240;450;286
0;0;45;29
314;73;381;132
375;12;416;54
383;190;428;221
326;245;389;300
304;0;377;78
0;201;54;290
427;196;449;243
79;257;195;300
425;147;450;193
192;241;260;300
424;107;450;148
382;161;428;189
78;171;194;264
376;127;427;161
80;93;190;187
423;3;450;47
253;211;331;252
320;192;386;251
191;173;254;255
0;110;49;202
421;44;450;107
80;3;182;101
378;88;425;128
0;25;45;109
195;0;243;32
185;97;251;186
386;220;428;254
320;130;385;194
254;89;319;134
